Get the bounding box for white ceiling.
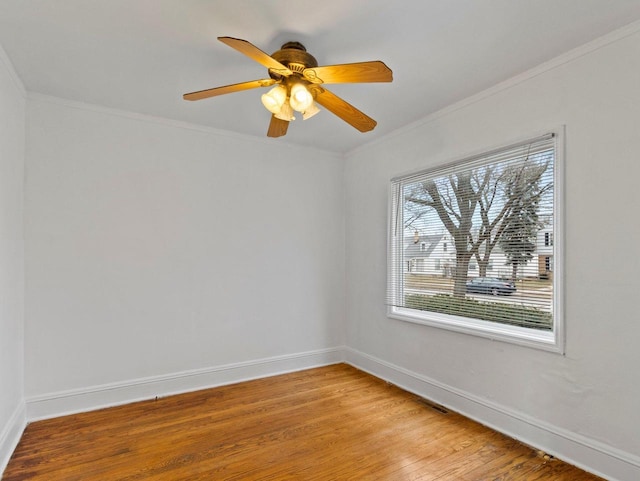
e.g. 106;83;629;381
2;0;640;154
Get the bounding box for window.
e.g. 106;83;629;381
545;232;554;246
388;131;564;352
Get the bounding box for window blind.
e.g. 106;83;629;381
388;134;556;331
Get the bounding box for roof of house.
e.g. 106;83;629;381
404;234;444;259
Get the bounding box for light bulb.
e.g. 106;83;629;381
274;101;295;121
261;85;286;114
289;83;313;112
302;102;321;120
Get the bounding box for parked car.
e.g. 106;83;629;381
465;277;516;296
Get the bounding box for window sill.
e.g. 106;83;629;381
388;306;564;354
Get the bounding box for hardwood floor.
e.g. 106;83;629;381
3;364;602;480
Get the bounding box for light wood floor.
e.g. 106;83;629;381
3;364;602;480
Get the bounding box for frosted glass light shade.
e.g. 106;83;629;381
302;102;320;120
261;85;287;114
274;101;295;121
289;83;314;112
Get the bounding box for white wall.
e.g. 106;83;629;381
11;21;640;481
344;27;640;480
24;98;345;410
0;47;26;470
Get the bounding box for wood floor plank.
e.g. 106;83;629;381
2;364;603;480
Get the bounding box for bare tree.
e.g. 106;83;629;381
406;170;490;297
405;159;551;297
473;167;509;277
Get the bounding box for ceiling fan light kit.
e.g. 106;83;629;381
183;37;393;138
261;82;315;120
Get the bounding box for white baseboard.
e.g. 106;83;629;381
26;347;344;422
0;402;27;476
19;346;640;481
344;347;640;481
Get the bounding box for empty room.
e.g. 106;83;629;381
1;1;640;480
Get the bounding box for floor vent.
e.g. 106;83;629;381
415;397;449;414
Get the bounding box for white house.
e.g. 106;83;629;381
406;231;543;279
537;225;554;279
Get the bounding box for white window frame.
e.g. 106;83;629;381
387;128;565;354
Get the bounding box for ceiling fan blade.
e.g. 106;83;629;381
267;115;289;138
218;37;293;77
314;88;377;132
183;79;275;101
303;61;392;84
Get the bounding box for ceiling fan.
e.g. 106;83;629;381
183;37;393;138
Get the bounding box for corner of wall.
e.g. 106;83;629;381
0;402;27;476
0;44;26;98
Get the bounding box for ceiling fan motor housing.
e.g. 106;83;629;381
270;42;318;78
